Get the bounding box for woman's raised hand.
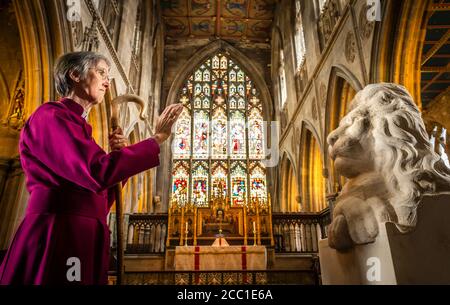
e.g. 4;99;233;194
153;103;183;145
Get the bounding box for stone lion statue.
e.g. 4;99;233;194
327;83;450;250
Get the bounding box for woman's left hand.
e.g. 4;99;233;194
109;127;128;151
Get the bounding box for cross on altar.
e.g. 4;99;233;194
179;96;189;104
250;96;259;104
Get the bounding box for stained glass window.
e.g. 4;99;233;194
211;161;228;198
229;111;246;159
191;161;209;207
231;161;247;206
171;52;268;207
193;110;209;159
173;107;191;159
250;163;267;201
211;108;228;159
171;161;189;206
248;108;264;159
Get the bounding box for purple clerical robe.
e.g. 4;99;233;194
0;98;160;285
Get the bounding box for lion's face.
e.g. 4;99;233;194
327;94;375;179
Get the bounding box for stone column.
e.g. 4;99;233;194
0;157;11;250
0;158;28;250
155;142;171;213
325;193;338;221
0;158;10;202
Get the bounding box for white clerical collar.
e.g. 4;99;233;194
81;109;89;120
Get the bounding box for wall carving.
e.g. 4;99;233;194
71;20;84;48
82;18;99;51
291;126;300;154
359;5;374;40
85;0;134;93
2;70;25;130
311;98;318;121
318;0;341;49
280;108;287;131
345;31;356;63
319;82;327;107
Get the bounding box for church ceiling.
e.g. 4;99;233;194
161;0;275;44
421;0;450;108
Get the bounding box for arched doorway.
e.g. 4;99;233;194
280;155;300;212
325;69;360;192
300;125;326;213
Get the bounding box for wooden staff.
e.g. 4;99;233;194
110;94;147;285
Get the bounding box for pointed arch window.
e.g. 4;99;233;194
294;0;306;71
129;0;145;92
279;50;288;108
171;52;267;207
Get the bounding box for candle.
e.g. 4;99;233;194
253;221;256;233
185;221;188;232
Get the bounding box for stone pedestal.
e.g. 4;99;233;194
319;194;450;284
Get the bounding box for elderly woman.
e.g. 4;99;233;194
0;51;183;285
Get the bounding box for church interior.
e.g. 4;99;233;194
0;0;449;285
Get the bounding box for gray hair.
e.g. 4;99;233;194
54;51;111;96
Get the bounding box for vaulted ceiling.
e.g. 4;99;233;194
161;0;275;45
421;0;450;108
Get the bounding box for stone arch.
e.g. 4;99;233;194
14;0;71;116
0;7;21;123
300;119;324;155
324;65;362;192
161;42;274;211
271;25;285;70
370;0;430;109
298;120;326;212
279;152;300;213
0;0;70;250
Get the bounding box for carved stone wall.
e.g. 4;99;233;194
272;0;376;213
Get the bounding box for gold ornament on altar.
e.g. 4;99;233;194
167;179;274;247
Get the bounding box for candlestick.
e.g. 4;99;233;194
253;221;256;246
185;221;189;246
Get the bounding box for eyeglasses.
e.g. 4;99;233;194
91;67;110;81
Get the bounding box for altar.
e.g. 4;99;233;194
174;245;267;271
